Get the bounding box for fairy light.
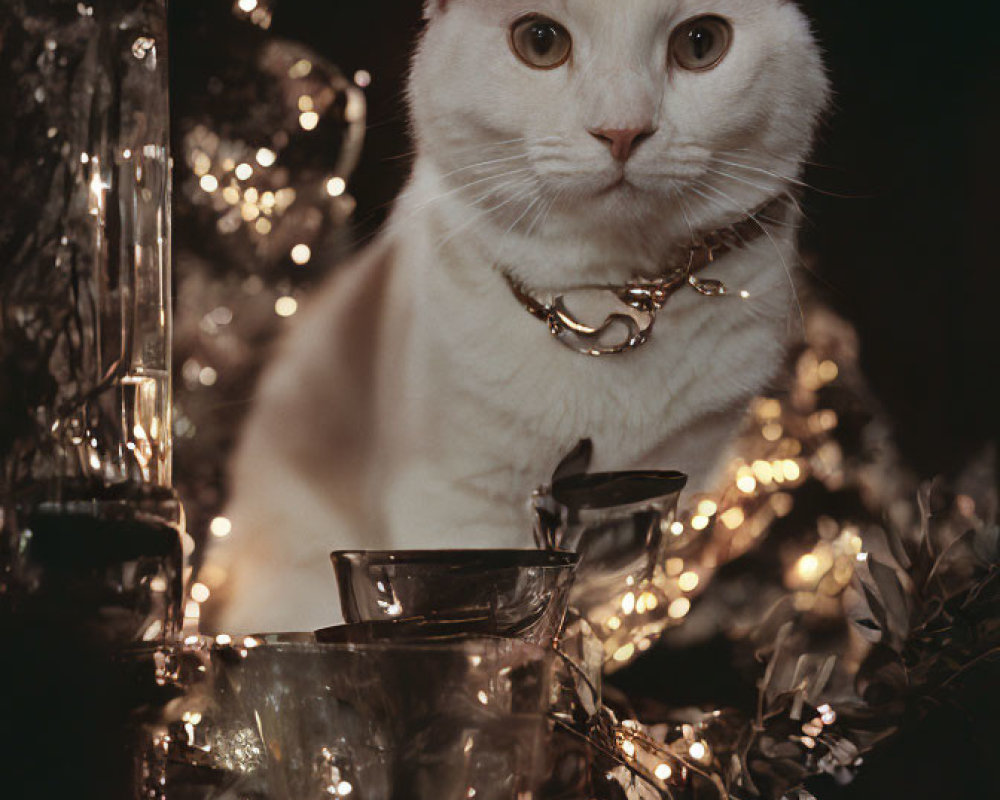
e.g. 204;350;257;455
737;474;757;494
215;634;232;646
697;499;718;516
190;583;211;603
621;592;636;615
275;296;298;317
198;366;218;386
291;244;312;265
689;741;707;761
654;763;673;781
613;643;636;663
326;176;347;197
796;553;820;582
235;163;253;181
255;147;276;167
720;507;744;530
818;360;839;383
288;58;312;78
678;571;699;592
691;515;710;531
668;597;691;619
299;111;320;131
762;422;783;441
237;0;257;12
353;69;372;87
199;174;218;192
670;521;684;536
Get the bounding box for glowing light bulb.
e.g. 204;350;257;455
678;571;699;592
668;597;691;619
326;176;347;197
255;147;277;167
291;244;312;265
275;296;298;318
796;553;820;581
190;583;211;603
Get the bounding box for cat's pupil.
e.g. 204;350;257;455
529;23;557;56
689;27;714;60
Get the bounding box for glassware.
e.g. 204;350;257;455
0;0;182;645
533;471;688;670
330;549;579;645
143;635;559;800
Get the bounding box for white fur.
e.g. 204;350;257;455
212;0;829;633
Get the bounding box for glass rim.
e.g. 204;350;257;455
220;633;557;658
551;469;688;510
330;548;579;569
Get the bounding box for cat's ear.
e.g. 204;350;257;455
423;0;449;20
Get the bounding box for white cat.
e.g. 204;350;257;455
212;0;829;633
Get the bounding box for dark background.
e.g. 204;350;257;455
167;2;1000;799
175;0;1000;478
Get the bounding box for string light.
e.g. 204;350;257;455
275;296;298;317
255;147;277;167
326;176;347;197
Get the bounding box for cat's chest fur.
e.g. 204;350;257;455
365;173;795;543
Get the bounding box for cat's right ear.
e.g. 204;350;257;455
423;0;449;20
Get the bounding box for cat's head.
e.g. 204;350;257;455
410;0;829;282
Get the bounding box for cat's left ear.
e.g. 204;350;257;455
423;0;449;19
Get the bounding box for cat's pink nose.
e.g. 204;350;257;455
589;126;656;162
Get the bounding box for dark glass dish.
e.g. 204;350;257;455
330;549;578;645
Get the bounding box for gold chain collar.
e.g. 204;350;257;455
503;196;790;357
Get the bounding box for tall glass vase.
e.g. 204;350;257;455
0;0;181;645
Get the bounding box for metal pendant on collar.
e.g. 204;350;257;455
505;197;788;357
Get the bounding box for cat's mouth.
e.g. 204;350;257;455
596;174;632;195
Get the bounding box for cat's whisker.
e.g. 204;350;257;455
721;146;837;172
708;157;809;191
437;152;532;181
692;180;804;332
700;169;802;227
433;183;537;251
409;167;535;215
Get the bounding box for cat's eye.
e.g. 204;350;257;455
510;15;572;70
670;15;733;72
